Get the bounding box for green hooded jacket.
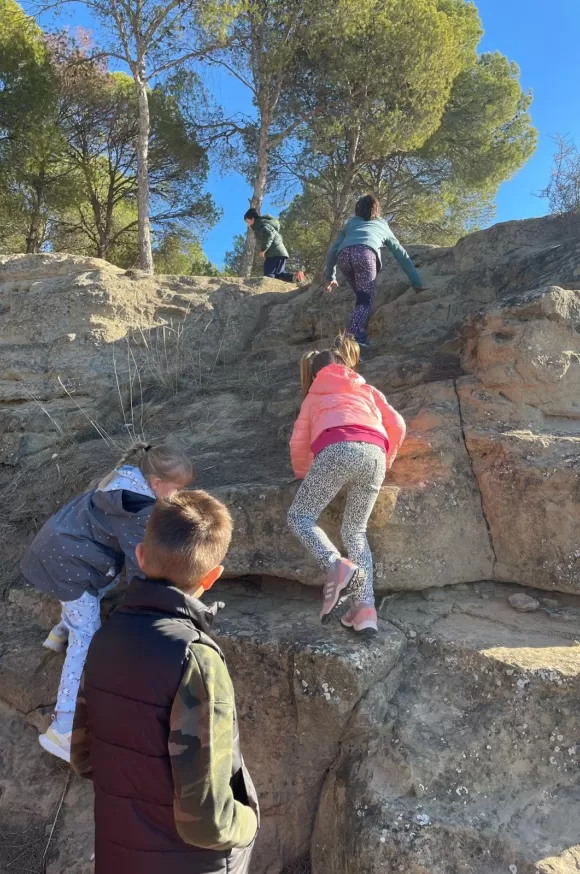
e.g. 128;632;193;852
251;215;289;259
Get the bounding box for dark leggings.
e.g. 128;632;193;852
264;256;294;283
337;245;378;338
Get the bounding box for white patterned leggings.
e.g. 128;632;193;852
52;582;116;732
288;442;386;605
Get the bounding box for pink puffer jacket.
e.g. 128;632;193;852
289;364;406;478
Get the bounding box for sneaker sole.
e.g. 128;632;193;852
341;617;379;632
320;565;358;625
38;733;71;763
43;639;67;654
341;619;379;640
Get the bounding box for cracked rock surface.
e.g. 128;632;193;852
1;213;580;872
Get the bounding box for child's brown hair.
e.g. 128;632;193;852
300;333;361;396
141;490;233;590
97;440;194;490
355;194;381;221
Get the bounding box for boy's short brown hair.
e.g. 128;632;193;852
142;490;232;589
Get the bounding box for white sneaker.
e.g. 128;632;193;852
43;628;68;653
39;725;71;763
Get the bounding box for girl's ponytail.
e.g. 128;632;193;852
300;334;360;397
333;332;360;369
96;440;193;490
300;350;319;397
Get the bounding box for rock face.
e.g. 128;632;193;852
313;582;580;874
2;213;580;873
459;284;580;595
2;580;579;874
5;212;580;596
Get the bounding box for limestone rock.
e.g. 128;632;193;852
215;583;405;870
3;217;580;595
509;593;540;613
3;214;580;873
0;700;72;872
313;583;580;874
216;379;495;591
2;578;580;874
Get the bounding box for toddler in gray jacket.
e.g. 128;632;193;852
21;440;193;762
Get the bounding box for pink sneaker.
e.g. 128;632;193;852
320;558;358;623
341;603;378;638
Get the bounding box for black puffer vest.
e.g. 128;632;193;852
82;578;258;874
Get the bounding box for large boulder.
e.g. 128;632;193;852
312;583;580;874
217;380;494;591
3;218;580;596
4;213;580;874
3;580;578;874
458;285;580;593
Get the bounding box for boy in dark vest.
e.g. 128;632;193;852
71;490;259;874
244;207;305;282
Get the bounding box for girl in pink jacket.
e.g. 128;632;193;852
287;336;405;637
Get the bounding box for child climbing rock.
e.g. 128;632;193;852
21;440;193;762
244;207;305;282
287;336;405;637
325;194;423;346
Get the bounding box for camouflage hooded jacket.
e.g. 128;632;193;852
71;578;259;873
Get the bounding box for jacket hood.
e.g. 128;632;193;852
122;577;216;634
91;465;155;517
101;465;155;497
310;363;366;395
91;487;154;518
256;214;280;230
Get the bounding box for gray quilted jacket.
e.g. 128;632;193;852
20;466;155;602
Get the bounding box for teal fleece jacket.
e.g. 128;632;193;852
325;216;423;287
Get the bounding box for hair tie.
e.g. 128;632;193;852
144;444;152;452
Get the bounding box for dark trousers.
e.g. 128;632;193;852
264;256;294;282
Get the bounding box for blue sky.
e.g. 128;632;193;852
476;1;580;222
40;0;580;266
208;0;580;265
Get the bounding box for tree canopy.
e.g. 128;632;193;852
276;0;536;268
0;0;538;274
0;7;218;266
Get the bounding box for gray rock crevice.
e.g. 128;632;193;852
452;376;498;575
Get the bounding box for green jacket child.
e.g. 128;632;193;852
244;207;304;283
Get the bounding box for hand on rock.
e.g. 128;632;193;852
325;280;338;293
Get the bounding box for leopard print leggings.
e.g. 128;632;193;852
287;441;386;604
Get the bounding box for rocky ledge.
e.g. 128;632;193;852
1;580;579;873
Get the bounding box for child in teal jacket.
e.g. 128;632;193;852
325;195;423;345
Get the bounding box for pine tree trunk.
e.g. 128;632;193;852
240;121;270;278
136;71;153;274
25;175;45;254
25;217;40;254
